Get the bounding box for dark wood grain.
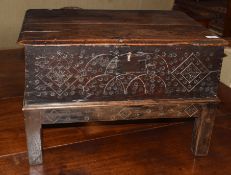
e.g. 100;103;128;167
0;49;231;174
0;49;24;99
174;0;227;35
24;110;43;165
227;37;231;46
23;10;200;25
20;25;220;45
224;0;231;37
192;103;216;155
18;9;228;46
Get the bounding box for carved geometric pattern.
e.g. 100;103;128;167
28;46;221;101
43;109;91;123
34;50;168;98
35;51;78;96
118;108;133;119
172;54;210;92
181;63;201;83
46;63;72;87
83;52;168;98
184;104;199;117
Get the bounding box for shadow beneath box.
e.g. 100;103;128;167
42;118;194;129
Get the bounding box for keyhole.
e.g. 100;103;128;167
127;52;132;62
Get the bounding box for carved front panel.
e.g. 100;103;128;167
25;45;223;104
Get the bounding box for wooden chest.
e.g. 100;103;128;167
18;9;227;165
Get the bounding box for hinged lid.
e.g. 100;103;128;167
18;9;228;46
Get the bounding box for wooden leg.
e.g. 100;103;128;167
24;110;43;165
192;104;216;156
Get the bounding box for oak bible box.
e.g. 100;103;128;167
18;9;227;165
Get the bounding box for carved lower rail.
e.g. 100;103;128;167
41;103;201;124
23;99;219;124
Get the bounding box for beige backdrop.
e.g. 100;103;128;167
221;49;231;87
0;0;174;50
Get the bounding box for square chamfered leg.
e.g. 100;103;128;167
24;110;43;165
192;104;216;156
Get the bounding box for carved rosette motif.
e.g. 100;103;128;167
27;46;222;101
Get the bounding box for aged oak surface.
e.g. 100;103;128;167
0;49;231;174
17;9;228;165
18;9;227;45
24;45;223;104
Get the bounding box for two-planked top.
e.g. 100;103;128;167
18;9;227;46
